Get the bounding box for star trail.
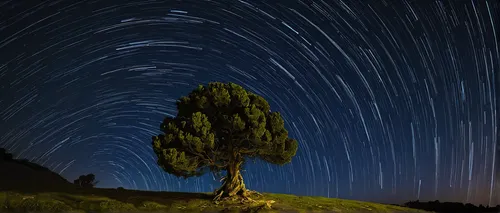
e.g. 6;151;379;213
0;0;499;206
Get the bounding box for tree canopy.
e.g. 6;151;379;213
152;82;298;198
73;173;99;188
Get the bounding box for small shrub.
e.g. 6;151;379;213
0;192;7;208
99;200;136;212
139;201;168;211
77;199;136;212
5;194;72;212
38;199;73;212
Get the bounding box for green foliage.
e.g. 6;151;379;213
152;82;298;178
138;201;168;211
2;192;73;212
77;199;136;212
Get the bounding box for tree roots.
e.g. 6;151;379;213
213;161;264;204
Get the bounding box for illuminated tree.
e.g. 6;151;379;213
152;82;298;200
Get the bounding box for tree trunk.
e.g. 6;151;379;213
215;160;248;199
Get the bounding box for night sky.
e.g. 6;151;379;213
0;0;499;207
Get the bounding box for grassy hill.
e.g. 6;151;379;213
0;189;429;213
0;149;428;213
0;158;76;192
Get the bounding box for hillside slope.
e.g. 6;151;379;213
0;189;428;213
0;158;74;192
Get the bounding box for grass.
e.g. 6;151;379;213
0;188;429;213
1;151;429;212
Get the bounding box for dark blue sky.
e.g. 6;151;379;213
0;0;499;206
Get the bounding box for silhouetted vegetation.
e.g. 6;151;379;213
73;173;99;188
152;82;299;201
405;200;500;213
0;148;13;160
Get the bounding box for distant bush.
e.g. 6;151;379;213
117;187;125;190
73;174;99;188
0;148;13;161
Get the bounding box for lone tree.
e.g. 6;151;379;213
152;82;298;200
73;173;99;188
